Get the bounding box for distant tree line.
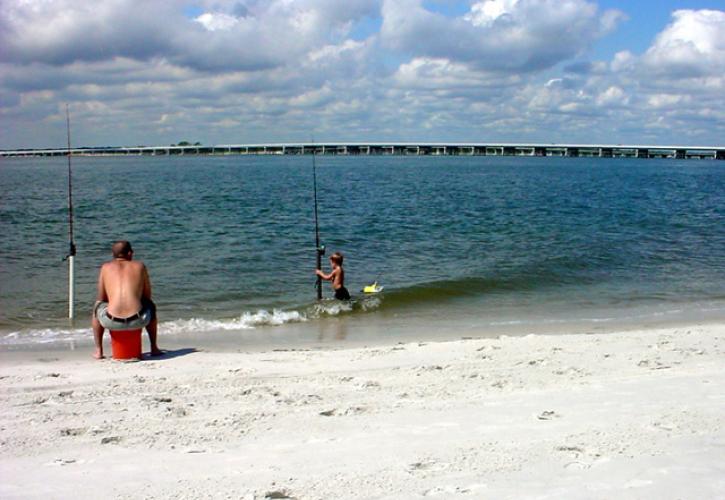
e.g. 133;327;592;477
171;141;202;146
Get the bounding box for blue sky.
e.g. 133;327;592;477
1;1;723;148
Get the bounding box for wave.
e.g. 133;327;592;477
163;309;307;334
0;298;382;345
2;327;89;345
2;279;723;347
373;272;565;309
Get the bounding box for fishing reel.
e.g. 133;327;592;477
317;244;326;256
63;242;77;261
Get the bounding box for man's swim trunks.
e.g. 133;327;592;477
95;298;155;330
334;286;351;301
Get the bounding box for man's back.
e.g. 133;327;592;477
92;240;160;359
100;259;147;317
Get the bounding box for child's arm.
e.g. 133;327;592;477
316;268;339;281
316;268;333;281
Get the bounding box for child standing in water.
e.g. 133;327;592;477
315;252;351;300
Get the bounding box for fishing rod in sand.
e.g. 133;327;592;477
312;141;325;300
64;104;77;320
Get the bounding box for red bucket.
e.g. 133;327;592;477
110;329;143;360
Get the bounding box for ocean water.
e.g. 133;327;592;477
1;155;723;349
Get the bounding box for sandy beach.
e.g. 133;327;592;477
1;323;723;499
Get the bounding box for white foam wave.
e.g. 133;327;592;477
2;327;90;345
359;295;383;311
308;300;353;317
0;309;309;345
0;302;377;346
306;296;381;317
163;309;307;334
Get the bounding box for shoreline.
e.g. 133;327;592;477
1;321;723;499
1;310;723;360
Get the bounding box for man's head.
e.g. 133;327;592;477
329;252;344;267
112;240;133;259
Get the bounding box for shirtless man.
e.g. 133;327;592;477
92;240;161;359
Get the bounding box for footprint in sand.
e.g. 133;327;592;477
319;406;366;417
344;406;367;415
423;484;485;496
652;421;677;432
167;406;188;417
100;436;122;445
48;458;77;466
417;365;446;372
556;445;585;457
564;461;591;470
537;410;561;420
556;444;603;469
60;428;86;437
265;490;295;499
408;459;448;473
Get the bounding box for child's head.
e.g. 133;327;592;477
329;252;344;267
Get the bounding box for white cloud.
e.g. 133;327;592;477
0;2;723;148
0;0;380;71
0;1;180;65
611;51;635;73
195;13;240;31
309;40;366;62
596;86;627;106
393;57;520;91
381;0;625;71
289;84;334;108
464;0;520;27
647;94;688;109
605;9;725;122
641;9;725;78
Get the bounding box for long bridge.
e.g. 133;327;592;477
2;142;724;159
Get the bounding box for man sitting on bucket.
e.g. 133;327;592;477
92;240;162;359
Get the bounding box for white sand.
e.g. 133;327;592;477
1;323;723;499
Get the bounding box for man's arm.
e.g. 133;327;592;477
95;265;108;302
141;264;152;300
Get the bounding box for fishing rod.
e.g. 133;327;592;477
312;141;325;300
65;104;77;319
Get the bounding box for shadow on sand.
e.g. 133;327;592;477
145;347;197;360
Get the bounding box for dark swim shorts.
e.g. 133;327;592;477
334;286;351;301
95;298;156;330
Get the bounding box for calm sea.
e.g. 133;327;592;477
1;155;723;349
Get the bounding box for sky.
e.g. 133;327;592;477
1;0;723;149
